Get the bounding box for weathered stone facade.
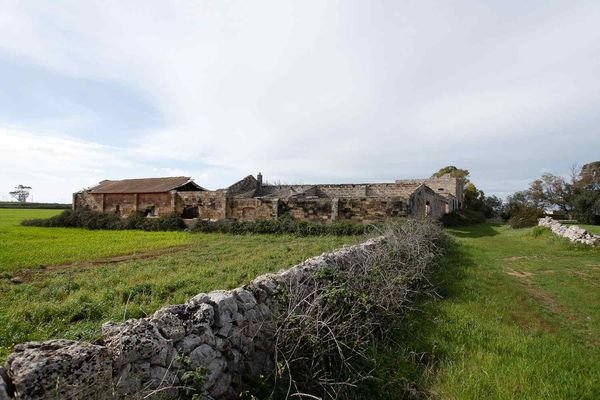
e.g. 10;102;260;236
74;174;463;223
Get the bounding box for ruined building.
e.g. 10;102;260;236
73;173;464;224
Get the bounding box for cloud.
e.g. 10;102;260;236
1;0;599;201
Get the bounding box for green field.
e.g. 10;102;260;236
359;224;600;399
0;209;191;271
0;209;354;362
3;209;600;398
580;224;600;235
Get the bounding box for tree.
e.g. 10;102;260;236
463;183;482;210
462;183;503;218
431;165;470;182
482;195;503;218
572;189;600;224
9;185;32;202
526;173;572;212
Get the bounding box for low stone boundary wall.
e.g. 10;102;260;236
0;238;382;400
538;217;599;246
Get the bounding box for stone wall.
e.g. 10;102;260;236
538;217;600;245
74;192;175;217
178;191;228;221
228;198;276;221
1;239;383;400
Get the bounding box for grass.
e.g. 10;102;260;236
356;224;600;399
0;209;192;272
579;224;600;235
0;209;354;362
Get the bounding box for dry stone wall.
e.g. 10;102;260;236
538;217;600;245
1;239;382;400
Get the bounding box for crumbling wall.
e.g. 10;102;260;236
0;240;381;400
228;198;276;221
282;197;333;223
178;191;228;221
336;197;407;223
538;217;599;245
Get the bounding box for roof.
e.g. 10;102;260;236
87;177;205;194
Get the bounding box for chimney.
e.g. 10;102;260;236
257;172;263;192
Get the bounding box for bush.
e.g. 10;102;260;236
529;225;550;238
190;214;377;236
21;210;186;231
265;219;448;398
508;206;544;228
22;209;373;236
0;201;70;209
440;209;486;227
572;189;600;225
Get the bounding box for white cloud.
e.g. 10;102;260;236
1;0;599;201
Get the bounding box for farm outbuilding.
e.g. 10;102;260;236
74;173;464;223
73;177;205;217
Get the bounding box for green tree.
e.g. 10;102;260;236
9;185;32;202
431;166;470;182
526;173;572;211
572;189;600;224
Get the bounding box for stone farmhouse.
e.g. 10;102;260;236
73;173;464;224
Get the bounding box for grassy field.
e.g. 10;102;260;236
0;209;192;272
358;224;600;399
0;209;354;362
580;224;600;235
4;208;600;397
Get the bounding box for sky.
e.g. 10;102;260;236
0;1;599;203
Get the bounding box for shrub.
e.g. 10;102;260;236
266;219;448;398
508;206;544;229
440;209;486;227
21;210;186;232
529;225;550;238
190;215;377;236
23;209;378;236
572;189;600;225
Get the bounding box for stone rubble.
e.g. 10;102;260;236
1;238;382;400
538;217;600;246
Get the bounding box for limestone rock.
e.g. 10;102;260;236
5;340;111;400
152;308;186;341
189;344;219;369
539;217;600;246
102;319;173;368
207;291;238;327
0;367;12;400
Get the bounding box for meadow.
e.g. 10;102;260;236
3;208;600;398
0;209;354;362
580;224;600;235
0;209;190;271
357;224;600;399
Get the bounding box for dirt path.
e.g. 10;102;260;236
8;245;190;283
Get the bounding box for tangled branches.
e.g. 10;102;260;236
269;219;448;399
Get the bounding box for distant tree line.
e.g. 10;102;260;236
503;161;599;227
0;201;71;209
433;162;600;228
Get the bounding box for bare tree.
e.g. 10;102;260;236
9;185;32;202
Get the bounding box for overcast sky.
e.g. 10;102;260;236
1;1;599;202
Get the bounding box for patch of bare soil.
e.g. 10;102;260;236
525;286;569;316
505;269;533;278
504;267;576;333
7;245;189;283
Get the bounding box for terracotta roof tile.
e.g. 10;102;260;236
88;177;204;194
